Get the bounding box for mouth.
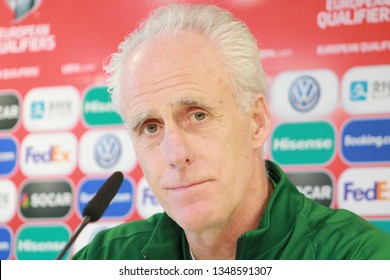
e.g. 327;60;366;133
166;180;211;191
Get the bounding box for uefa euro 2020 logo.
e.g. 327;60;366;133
6;0;41;21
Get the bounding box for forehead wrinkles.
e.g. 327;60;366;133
120;72;205;120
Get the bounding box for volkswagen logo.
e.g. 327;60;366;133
94;134;121;168
288;75;321;112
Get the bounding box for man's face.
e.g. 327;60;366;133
119;33;262;232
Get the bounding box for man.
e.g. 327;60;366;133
73;3;390;260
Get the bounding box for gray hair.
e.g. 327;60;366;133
105;3;267;113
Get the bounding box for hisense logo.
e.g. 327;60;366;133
273;137;333;151
271;121;335;165
15;225;70;259
17;239;66;252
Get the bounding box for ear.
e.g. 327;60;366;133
251;95;272;149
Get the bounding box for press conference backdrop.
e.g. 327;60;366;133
0;0;389;260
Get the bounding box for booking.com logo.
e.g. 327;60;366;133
341;118;390;163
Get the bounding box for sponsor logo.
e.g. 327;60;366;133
23;86;80;131
288;75;320;112
338;167;390;216
343;181;390;201
94;134;121;168
15;225;70;260
136;177;163;219
342;65;390;114
83;86;122;126
31;101;44;119
350;81;368;101
370;220;390;235
0;92;20;130
19;180;72;219
0;226;12;260
287;171;333;207
20;132;77;177
271;69;338;117
5;0;42;21
341;118;390;163
0;137;17;175
78;177;134;219
0;179;17;223
72;222;120;255
79;130;137;174
271;121;335;165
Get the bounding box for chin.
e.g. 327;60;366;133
170;204;221;233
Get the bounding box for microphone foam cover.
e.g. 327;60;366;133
82;171;124;222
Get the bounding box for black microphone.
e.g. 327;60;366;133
56;171;124;260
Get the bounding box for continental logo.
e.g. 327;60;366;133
15;225;70;260
77;176;134;219
338;167;390;216
341;118;390;163
271;121;335;165
82;86;122;126
19;180;73;219
0;92;20;130
287;171;333;207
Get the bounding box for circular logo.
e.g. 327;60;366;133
94;134;121;168
288;75;320;112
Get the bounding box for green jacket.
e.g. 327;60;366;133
72;161;390;260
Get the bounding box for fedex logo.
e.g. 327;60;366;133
20;133;77;177
25;146;70;163
338;167;390;216
344;181;390;201
136;177;163;219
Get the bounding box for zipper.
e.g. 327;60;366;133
235;234;245;260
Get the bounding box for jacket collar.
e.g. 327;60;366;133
142;160;304;259
236;161;304;259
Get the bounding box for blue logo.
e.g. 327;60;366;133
31;101;45;119
94;134;121;168
78;177;134;219
0;227;12;260
288;75;321;112
0;137;17;175
341;118;390;163
350;81;368;101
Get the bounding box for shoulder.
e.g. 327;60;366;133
300;198;390;259
72;213;163;260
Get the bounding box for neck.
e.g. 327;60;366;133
185;160;273;260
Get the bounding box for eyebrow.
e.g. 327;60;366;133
129;96;215;132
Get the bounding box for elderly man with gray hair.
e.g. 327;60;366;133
73;3;390;260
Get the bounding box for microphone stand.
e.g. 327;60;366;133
56;215;91;260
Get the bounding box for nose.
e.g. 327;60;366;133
162;125;193;169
